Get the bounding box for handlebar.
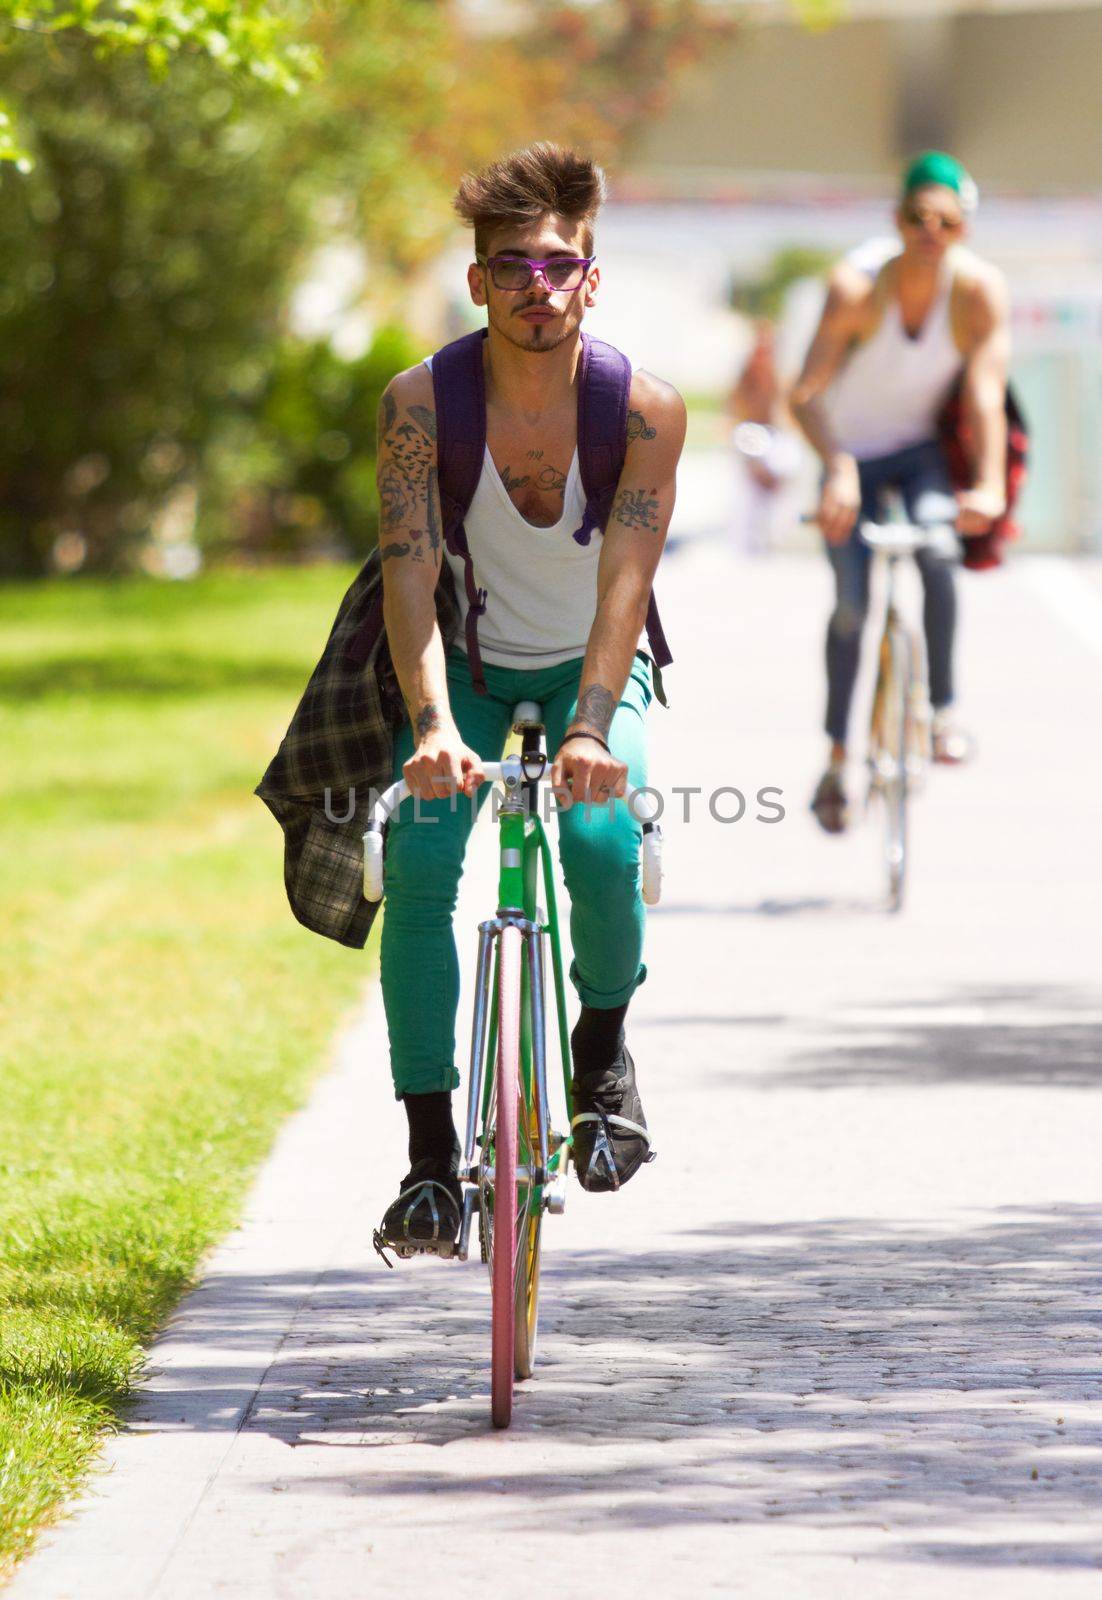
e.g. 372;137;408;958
362;755;663;906
860;520;959;558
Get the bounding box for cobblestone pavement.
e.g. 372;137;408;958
10;544;1102;1598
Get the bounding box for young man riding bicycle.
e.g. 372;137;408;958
374;144;686;1254
791;151;1011;833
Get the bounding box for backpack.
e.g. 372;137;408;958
428;327;672;698
254;327;671;948
936;379;1030;571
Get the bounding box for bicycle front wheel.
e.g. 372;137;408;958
881;626;912;912
488;924;521;1429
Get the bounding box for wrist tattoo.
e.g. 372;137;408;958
573;685;615;739
416;702;441;738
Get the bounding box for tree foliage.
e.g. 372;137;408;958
0;0;313;164
0;0;734;575
0;41;319;573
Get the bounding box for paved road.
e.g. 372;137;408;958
11;542;1102;1597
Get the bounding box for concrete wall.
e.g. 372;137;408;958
629;7;1102;194
953;10;1102;190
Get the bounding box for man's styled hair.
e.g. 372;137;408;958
454;143;607;256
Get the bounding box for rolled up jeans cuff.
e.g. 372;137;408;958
569;960;648;1011
391;1064;461;1102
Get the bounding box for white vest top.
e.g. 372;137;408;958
424;354;633;671
823;244;963;461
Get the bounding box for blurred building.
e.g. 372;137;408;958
629;0;1102;196
611;0;1102;553
424;2;1102;549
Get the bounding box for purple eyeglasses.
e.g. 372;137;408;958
477;255;595;292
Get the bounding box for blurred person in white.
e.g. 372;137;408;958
727;321;801;557
791;152;1010;834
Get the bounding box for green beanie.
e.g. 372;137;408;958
902;151;978;212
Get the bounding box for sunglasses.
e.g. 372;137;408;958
477;255;595;292
902;206;963;234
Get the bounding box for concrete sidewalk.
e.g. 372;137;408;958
10;545;1102;1597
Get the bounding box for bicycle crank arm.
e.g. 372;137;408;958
456;1185;478;1263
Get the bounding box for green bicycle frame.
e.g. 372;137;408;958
480;802;572;1182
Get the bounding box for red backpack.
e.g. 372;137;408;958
937;379;1030;571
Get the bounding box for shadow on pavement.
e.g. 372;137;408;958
120;1203;1102;1571
637;983;1102;1091
763;983;1101;1091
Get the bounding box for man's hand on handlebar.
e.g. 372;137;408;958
403;721;485;803
551;732;628;808
817;454;861;546
956;484;1006;536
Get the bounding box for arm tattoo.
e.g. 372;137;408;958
415;702;441;737
627;409;657;442
611;486;660;533
571;685;616;740
426;467;442;564
380;541;411;561
379;391;397;439
409;404;436;441
378;406;434;520
500;464;531;494
378;462;410;532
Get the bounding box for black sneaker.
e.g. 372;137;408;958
373;1158;463;1264
811;765;849;835
570;1043;655;1193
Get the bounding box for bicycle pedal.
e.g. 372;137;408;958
372;1228;459;1265
372;1228;397;1269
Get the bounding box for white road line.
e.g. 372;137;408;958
1019;556;1102;662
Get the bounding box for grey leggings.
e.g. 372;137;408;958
825;440;958;745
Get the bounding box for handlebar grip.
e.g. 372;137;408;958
641;822;663;907
363;828;385;903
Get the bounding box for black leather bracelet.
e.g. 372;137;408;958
560;729;612;755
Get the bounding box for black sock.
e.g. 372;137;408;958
402;1090;459;1171
571;1003;629;1076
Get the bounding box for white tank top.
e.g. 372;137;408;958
823;248;963;461
424;355;634;671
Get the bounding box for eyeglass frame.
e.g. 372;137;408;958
475;253;597;292
900;204;964;234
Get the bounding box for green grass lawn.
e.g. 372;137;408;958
0;566;376;1576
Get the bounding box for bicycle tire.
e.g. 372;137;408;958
513;931;546;1380
882;626;912;912
489;924;522;1429
514;1204;542;1380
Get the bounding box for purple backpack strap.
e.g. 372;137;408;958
431;329;490;694
575;334;674;676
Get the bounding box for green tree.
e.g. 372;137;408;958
0;0;312;164
0;1;736;575
0;42;322;574
731;245;835;322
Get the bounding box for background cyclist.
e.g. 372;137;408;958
374;144;686;1252
790;151;1011;832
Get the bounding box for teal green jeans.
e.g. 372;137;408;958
380;648;653;1097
